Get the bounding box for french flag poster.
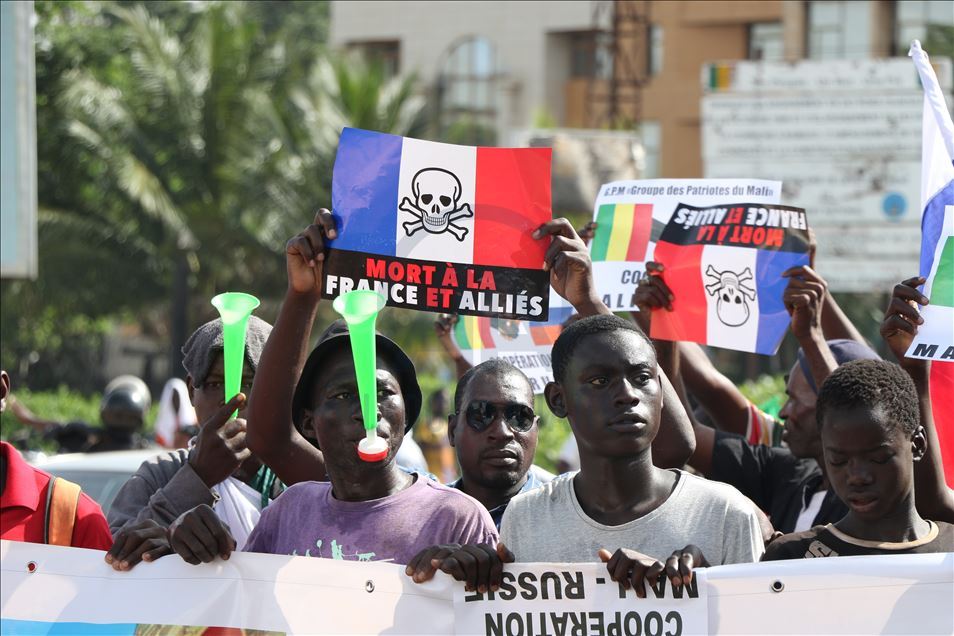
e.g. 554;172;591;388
324;128;553;320
651;203;811;355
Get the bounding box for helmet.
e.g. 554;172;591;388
100;375;151;432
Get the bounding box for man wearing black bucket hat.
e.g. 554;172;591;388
165;211;497;565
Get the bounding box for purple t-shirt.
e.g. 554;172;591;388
244;475;498;564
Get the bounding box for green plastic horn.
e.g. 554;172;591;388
333;290;388;462
211;292;261;419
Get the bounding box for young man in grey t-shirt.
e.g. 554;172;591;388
408;314;763;596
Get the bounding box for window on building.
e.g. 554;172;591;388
748;22;785;61
346;40;400;78
895;0;954;55
807;1;872;59
436;36;498;145
569;31;613;79
640;121;661;179
648;25;663;76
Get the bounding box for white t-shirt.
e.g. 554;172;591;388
500;470;764;565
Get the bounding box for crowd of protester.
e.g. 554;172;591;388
1;210;951;599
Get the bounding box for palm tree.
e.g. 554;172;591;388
44;2;424;378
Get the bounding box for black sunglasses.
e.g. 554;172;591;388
461;400;536;433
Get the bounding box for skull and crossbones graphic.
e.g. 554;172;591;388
705;266;757;327
400;168;473;241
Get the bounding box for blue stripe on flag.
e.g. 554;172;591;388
331;128;402;255
754;249;810;355
920;179;954;279
0;619;137;635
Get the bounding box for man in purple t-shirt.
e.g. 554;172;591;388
164;212;497;565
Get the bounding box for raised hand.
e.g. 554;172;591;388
286;208;337;296
168;504;236;565
881;276;929;371
782;265;828;342
577;220;598;246
105;519;172;571
533;218;607;317
188;393;251;487
632;262;672;332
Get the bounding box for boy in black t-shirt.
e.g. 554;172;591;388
764;360;953;560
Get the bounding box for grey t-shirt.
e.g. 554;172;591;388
500;470;764;565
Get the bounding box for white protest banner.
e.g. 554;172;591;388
454;563;708;636
589;180;780;312
905;42;954;363
2;541;952;635
0;540;455;635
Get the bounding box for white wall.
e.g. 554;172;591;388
330;1;606;133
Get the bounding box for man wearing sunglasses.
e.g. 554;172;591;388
445;359;552;528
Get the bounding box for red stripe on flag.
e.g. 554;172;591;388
530;324;562;345
930;361;954;489
473;147;551;269
478;317;496;349
626;204;653;262
649;241;708;345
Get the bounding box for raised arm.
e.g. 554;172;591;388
880;276;954;523
434;314;473;379
783;266;838;389
805;228;868;345
245;210;336;485
535;220;694;467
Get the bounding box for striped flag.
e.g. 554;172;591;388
650;203;810;355
707;62;734;91
906;40;954;487
454;315;496;350
590;203;653;262
325;128;552;319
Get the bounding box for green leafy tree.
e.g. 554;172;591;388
3;1;432;393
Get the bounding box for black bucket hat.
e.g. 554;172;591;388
291;319;423;441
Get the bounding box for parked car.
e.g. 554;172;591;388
32;449;165;515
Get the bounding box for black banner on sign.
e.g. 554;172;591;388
660;203;810;251
321;249;550;321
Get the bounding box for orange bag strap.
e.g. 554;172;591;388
43;477;81;546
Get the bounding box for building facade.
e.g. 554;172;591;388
331;1;953;176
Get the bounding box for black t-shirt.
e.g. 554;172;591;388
711;431;847;534
762;521;954;560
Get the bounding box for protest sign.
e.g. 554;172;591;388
323;128;553;320
905;41;954;487
454;563;708;636
2;542;952;635
589;180;781;312
906;42;954;365
650;203;810;355
453;292;573;394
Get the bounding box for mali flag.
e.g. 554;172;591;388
589;203;653;262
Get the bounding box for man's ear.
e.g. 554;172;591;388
186;375;196;406
0;370;10;412
447;414;458;447
301;411;319;443
911;425;927;462
544;382;567;419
